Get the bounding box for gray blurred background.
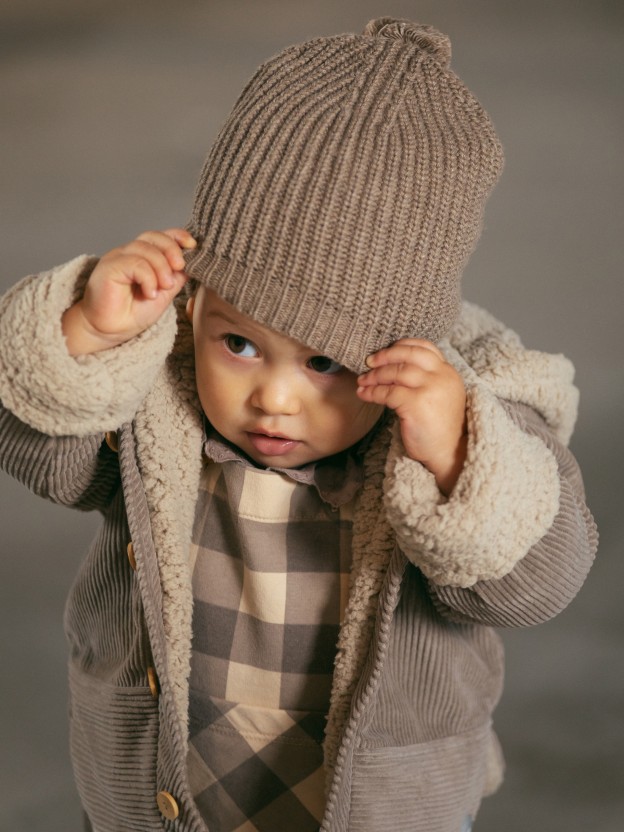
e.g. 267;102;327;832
0;1;622;830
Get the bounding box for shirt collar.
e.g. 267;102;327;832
202;413;388;509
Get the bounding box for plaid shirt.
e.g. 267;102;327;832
187;430;366;832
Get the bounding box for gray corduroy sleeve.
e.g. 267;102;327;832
0;405;119;511
383;301;598;627
424;401;598;627
384;392;597;628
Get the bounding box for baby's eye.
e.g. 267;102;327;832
307;355;343;375
225;334;259;358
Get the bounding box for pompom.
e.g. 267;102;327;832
362;18;452;68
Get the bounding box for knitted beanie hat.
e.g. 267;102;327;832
184;17;504;373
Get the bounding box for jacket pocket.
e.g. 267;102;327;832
348;723;492;832
68;665;161;831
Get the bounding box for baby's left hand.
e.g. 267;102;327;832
357;339;467;495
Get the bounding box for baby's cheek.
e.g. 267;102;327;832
343;399;384;444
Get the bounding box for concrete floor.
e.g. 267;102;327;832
1;1;622;830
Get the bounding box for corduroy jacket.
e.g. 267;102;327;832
0;257;597;832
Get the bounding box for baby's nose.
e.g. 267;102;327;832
250;373;301;415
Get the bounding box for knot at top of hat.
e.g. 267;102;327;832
362;17;452;68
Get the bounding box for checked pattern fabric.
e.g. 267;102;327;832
187;450;357;832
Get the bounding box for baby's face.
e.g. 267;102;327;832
188;287;383;468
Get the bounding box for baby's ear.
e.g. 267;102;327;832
185;294;195;323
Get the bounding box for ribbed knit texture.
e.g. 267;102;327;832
184;18;504;373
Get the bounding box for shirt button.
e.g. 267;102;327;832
105;431;119;452
156;790;179;820
147;666;159;699
126;541;137;571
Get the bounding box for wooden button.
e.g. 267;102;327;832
156;790;179;820
104;431;119;452
147;666;159;699
126;541;137;571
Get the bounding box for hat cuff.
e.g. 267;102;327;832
184;244;374;373
183;243;459;374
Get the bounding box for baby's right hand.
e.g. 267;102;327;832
62;228;196;355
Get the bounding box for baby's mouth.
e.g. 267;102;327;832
245;431;301;456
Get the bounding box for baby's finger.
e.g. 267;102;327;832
356;381;411;411
365;340;445;371
357;362;428;390
135;230;189;274
124;256;161;300
122;240;182;291
392;337;445;354
162;227;197;250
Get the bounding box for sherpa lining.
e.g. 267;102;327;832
449;301;578;446
0;256;178;436
132;304;204;733
383;383;560;588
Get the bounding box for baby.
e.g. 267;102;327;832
0;17;597;832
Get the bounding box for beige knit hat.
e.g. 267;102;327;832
184;17;504;373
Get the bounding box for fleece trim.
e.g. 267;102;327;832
323;420;395;783
449;301;578;446
133;303;204;733
0;256;177;436
383;343;561;587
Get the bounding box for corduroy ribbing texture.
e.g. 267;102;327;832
184;18;504;372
